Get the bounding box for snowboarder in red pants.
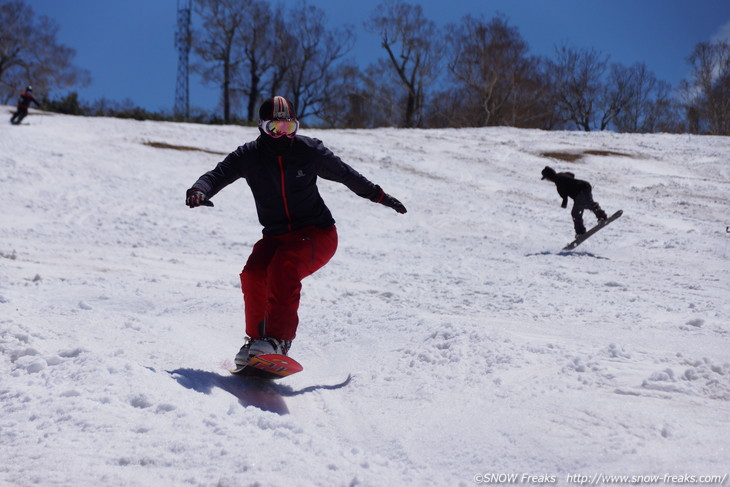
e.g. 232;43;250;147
10;86;42;125
186;96;407;367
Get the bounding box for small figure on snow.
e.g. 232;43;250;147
186;96;407;368
541;166;607;237
10;86;42;125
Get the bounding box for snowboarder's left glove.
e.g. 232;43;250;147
186;188;212;208
379;192;407;214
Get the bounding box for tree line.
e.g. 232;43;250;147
0;0;90;104
2;0;729;135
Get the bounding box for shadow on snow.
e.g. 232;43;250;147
526;250;610;260
167;368;352;416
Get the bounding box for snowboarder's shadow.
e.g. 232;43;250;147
527;250;610;260
556;250;609;259
168;368;351;415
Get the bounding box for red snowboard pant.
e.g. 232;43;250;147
239;225;338;341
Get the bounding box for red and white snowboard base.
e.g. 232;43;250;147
230;354;303;380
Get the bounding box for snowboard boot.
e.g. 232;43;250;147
249;337;291;357
592;203;608;223
234;339;253;368
235;337;291;367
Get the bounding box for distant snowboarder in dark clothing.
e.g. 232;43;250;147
541;166;607;236
10;86;42;125
186;95;407;368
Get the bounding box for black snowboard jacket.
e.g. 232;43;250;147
17;91;40;110
190;134;385;236
550;172;592;208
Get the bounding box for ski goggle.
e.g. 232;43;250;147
259;118;299;138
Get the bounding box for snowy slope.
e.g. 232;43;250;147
1;107;729;487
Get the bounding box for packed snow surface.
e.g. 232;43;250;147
1;108;729;487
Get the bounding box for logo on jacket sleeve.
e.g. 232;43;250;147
296;169;306;178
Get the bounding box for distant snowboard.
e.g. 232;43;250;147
563;210;623;251
230;354;303;381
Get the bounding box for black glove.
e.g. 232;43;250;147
380;193;407;214
186;188;212;208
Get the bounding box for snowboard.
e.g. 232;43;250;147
230;354;303;381
563;210;623;251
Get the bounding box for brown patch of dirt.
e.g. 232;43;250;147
540;152;582;162
583;150;632;158
143;141;226;155
540;149;633;162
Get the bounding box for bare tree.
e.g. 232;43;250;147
317;62;369;128
645;85;681;133
445;15;535;126
237;1;274;122
267;17;292;100
498;55;566;130
598;63;637;130
549;45;608;131
680;40;730;135
262;2;354;123
193;0;250;122
285;3;355;120
612;63;676;133
424;86;474;128
317;58;403;128
366;1;441;128
0;0;90;103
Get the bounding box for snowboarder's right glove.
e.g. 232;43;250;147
379;193;407;214
186;188;211;208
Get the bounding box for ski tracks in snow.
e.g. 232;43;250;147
1;114;729;485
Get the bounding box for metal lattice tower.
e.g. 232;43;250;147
174;0;192;119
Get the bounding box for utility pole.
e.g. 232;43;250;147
174;0;192;120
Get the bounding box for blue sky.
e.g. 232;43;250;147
27;0;730;114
